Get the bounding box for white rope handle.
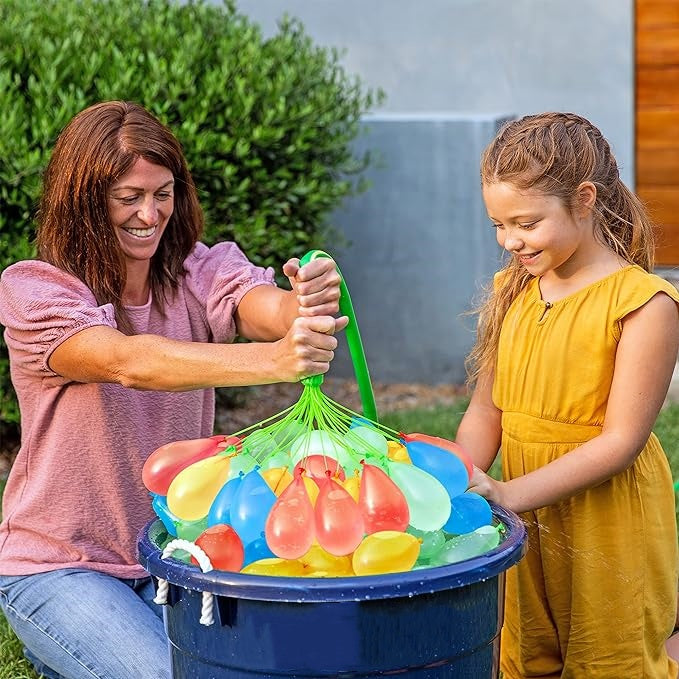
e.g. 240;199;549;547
153;538;215;626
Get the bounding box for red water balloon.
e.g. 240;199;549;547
192;524;244;572
142;438;221;495
358;462;409;534
315;474;364;556
265;471;315;559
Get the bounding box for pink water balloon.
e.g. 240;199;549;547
265;470;315;559
315;474;364;556
294;454;346;482
358;462;409;534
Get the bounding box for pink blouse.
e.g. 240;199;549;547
0;242;274;577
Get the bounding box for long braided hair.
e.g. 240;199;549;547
465;112;655;385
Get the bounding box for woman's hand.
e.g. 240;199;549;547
283;257;344;319
272;314;348;382
467;465;508;508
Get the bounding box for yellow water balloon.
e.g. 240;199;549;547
342;474;361;502
387;441;411;463
301;569;353;578
167;455;231;521
352;531;420;576
241;558;306;577
260;466;293;495
299;544;354;575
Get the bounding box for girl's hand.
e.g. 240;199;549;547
467;465;508;507
283;257;344;319
273;315;346;382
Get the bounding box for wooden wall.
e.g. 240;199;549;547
636;0;679;265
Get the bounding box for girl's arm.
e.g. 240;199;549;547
454;369;503;471
468;292;679;513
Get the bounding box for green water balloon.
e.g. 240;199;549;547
386;460;451;532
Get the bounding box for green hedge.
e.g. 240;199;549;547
0;0;383;448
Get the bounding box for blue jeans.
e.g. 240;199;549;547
0;569;171;679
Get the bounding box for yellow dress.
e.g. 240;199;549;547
494;265;679;679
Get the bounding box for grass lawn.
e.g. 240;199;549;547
2;400;679;677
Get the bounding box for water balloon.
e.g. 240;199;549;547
193;524;244;572
167;455;231;520
352;531;420;576
358;462;409;534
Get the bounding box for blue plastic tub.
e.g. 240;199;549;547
138;503;525;678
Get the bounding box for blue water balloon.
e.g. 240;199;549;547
405;441;469;499
243;533;276;566
230;469;278;546
443;492;493;535
207;474;242;527
151;494;178;537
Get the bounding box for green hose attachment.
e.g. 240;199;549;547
297;250;378;422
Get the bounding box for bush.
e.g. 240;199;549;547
0;0;384;449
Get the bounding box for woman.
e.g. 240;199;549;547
0;100;346;679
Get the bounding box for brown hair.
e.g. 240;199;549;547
466;111;655;384
36;100;204;333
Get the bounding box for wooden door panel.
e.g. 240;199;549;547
635;0;679;264
637;2;679;28
637;148;679;185
637;186;679;224
637;66;679;107
637;28;679;65
637;111;679;148
655;240;679;263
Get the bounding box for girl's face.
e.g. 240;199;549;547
482;181;596;279
108;157;175;267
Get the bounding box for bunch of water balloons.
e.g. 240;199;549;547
143;376;504;577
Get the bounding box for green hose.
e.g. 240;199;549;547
298;249;378;422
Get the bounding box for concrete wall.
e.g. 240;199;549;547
329;114;508;385
230;0;633;384
234;0;633;184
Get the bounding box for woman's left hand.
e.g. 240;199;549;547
283;257;343;318
467;466;508;507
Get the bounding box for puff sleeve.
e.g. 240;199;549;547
0;260;116;376
183;242;276;342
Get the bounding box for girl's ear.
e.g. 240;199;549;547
575;181;597;215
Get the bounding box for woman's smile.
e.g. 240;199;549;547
121;225;158;240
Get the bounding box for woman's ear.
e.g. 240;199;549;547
575;181;597;215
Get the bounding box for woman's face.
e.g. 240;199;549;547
108;157;175;266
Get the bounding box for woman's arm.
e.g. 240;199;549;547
468;292;679;513
454;369;503;471
48;315;341;391
235;257;344;341
49;255;349;390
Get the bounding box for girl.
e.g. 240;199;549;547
0;101;346;679
457;112;679;678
